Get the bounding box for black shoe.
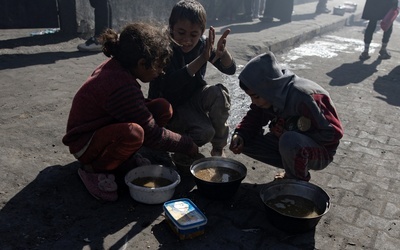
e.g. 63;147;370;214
260;16;273;22
77;37;102;52
359;52;370;60
315;8;331;14
379;49;391;59
241;14;253;22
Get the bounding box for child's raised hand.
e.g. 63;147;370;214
212;28;230;64
202;26;215;61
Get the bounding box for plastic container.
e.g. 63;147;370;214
163;198;207;240
125;165;180;205
344;2;357;13
333;6;346;16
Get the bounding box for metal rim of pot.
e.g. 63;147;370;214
259;179;331;233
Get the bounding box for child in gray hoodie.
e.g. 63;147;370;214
229;52;343;181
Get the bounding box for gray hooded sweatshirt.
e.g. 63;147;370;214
236;52;343;156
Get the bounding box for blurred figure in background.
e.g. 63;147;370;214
359;0;398;60
315;0;331;14
242;0;254;21
253;0;266;18
260;0;294;23
208;0;236;21
78;0;112;52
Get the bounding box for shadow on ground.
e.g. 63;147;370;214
0;162;318;249
0;32;94;70
0;162;168;249
373;65;400;107
0;51;100;70
326;58;382;86
0;32;76;49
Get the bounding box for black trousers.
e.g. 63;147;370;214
263;0;294;22
316;0;328;11
89;0;112;37
364;19;393;44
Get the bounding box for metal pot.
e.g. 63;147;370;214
171;152;205;175
190;157;247;200
260;179;330;233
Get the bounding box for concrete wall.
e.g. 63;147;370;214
68;0;209;37
60;0;318;37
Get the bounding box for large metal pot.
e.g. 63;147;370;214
260;179;330;233
190;157;247;200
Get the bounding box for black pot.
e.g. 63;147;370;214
260;179;330;233
190;157;247;200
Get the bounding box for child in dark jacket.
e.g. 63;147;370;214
148;0;236;157
229;52;343;181
63;22;199;202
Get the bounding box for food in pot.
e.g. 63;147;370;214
194;167;242;183
265;194;322;218
131;177;173;188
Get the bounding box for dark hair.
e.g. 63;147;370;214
239;80;249;91
100;22;173;70
169;0;207;33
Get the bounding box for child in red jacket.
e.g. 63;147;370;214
63;23;198;202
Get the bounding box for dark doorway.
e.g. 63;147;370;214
0;0;59;28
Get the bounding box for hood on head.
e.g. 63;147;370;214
238;51;294;111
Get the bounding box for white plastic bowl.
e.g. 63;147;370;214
125;165;181;204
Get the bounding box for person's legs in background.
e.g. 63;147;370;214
93;0;112;38
253;0;260;18
379;24;393;59
258;0;265;17
260;0;275;22
235;0;253;21
315;0;330;14
359;19;377;60
78;0;112;52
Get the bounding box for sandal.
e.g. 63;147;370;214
379;49;391;59
359;52;370;60
78;168;118;202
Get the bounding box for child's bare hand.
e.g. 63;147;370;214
229;134;244;154
212;28;230;63
202;26;215;61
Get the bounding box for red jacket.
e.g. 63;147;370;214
62;58;194;155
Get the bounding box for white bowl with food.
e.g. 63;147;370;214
125;165;181;204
